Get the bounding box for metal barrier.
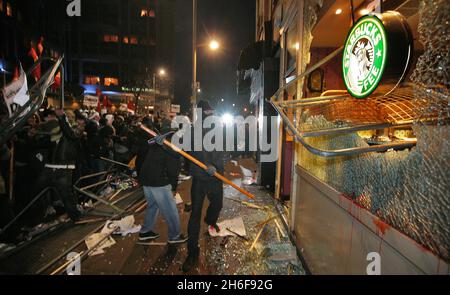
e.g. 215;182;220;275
0;186;60;236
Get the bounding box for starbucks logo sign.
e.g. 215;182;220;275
343;15;387;98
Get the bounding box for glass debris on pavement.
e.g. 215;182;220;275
202;181;305;275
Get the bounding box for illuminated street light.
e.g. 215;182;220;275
221;113;233;125
209;40;220;50
159;68;166;76
221;98;224;102
232;103;235;107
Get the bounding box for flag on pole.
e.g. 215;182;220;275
1;65;29;117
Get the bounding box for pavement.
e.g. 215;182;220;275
0;157;305;275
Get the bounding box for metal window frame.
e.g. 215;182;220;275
270;47;418;158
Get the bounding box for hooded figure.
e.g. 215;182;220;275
135;119;187;245
182;100;225;272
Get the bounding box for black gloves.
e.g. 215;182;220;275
155;135;165;146
206;165;217;176
148;131;174;146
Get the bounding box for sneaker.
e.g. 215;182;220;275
208;224;221;236
182;254;199;273
168;234;188;244
138;231;160;241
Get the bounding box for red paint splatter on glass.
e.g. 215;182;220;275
373;218;390;236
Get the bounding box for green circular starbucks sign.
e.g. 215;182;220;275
342;15;387;98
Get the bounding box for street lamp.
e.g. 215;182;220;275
153;69;167;114
209;40;220;51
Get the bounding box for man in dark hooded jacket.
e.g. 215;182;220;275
135;120;187;244
30;109;82;222
183;100;224;272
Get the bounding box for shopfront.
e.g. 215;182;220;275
248;0;449;274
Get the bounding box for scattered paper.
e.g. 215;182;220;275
102;215;141;237
209;217;246;238
85;233;116;256
231;160;238;166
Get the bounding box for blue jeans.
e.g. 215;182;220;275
140;185;181;240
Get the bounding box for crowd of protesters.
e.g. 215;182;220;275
0;106;173;242
1;99;240;273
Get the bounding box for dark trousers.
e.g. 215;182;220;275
187;177;223;256
32;168;80;222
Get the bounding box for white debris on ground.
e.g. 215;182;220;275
203;178;305;275
85;215;141;257
103;215;141;237
208;217;246;238
85;233;116;257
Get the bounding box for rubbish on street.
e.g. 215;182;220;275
208;217;246;238
102;215;141;237
85;232;116;256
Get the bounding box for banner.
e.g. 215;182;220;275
2;66;29;117
83;95;99;108
171;104;181;114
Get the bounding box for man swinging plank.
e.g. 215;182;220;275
140;101;255;273
140;126;255;200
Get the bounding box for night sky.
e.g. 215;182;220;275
173;0;256;115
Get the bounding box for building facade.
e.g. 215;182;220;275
0;0;175;115
240;0;449;274
66;0;175;115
